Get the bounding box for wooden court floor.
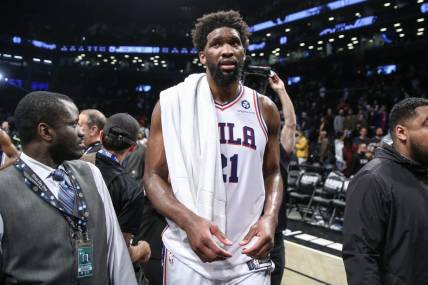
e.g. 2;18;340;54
280;241;347;285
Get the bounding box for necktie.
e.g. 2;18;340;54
52;169;76;215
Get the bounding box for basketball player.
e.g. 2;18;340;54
144;10;283;285
0;128;19;170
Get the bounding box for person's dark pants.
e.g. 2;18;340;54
270;231;285;285
141;258;163;285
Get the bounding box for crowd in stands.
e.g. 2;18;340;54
272;60;428;177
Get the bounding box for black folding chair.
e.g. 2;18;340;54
286;169;302;193
288;172;322;220
308;172;346;226
329;179;350;229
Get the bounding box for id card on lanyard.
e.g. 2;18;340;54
15;158;93;279
77;231;93;278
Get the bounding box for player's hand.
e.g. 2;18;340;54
240;215;276;259
268;72;287;95
184;214;232;263
130;240;151;264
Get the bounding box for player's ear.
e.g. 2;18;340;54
199;51;206;65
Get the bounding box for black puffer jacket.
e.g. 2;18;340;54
343;144;428;285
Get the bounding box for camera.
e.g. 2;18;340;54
242;65;273;95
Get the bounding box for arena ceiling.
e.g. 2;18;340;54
1;0;329;43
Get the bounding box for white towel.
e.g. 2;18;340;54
160;73;227;233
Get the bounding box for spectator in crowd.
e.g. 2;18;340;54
299;111;311;138
378;105;389;130
79;109;106;155
342;136;354;176
324;108;335;135
0;91;137;284
318;130;330;163
334;132;346;171
344;109;357;132
367;105;379;130
347;143;370;176
295;130;309;164
138;119;150;141
353;127;370;146
343;97;428;284
356;111;368;130
319;116;326;133
334;108;345;134
371;127;384;145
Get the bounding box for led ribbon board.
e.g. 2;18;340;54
249;0;368;32
11;36;198;55
319;16;377;36
248;42;266;51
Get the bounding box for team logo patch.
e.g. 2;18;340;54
241;100;251;109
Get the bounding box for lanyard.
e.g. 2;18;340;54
98;149;120;165
83;142;101;155
14;158;90;233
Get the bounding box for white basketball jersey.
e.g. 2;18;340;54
216;84;267;250
162;85;268;280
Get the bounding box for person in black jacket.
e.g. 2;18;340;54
124;130;167;285
268;72;296;285
82;113;151;266
343;97;428;285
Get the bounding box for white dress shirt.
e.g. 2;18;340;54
0;152;137;285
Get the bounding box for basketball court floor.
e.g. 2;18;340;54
280;218;347;285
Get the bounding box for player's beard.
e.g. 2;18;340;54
207;60;243;86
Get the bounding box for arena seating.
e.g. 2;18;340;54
287;164;351;231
